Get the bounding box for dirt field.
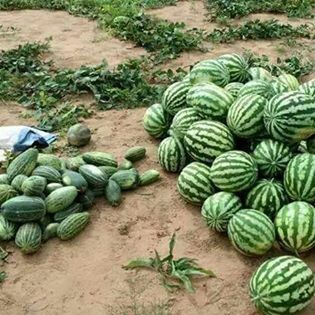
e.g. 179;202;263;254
0;1;315;315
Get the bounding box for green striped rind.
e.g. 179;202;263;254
189;59;230;87
250;256;315;315
169;107;202;138
253;139;293;178
1;196;46;222
0;184;17;205
124;146;146;162
21;176;47;196
11;174;28;192
278;73;299;91
0;174;8;185
210;150;258;192
201;192;242;232
264;92;315;143
299;79;315;97
270;79;290;96
57;212;90;240
306;136;315;153
37;154;62;171
143;103;170;139
0;214;17;241
82;152;117;167
224;82;244;98
79;164;108;187
161;81;191;115
275;201;315;254
65;156;86;171
184;121;235;163
45;186;78;213
32;166;61;183
227;94;267;138
238;80;271;99
217;53;249;82
158;136;186;173
228;209;275;256
248;67;273;82
7;148;38;182
284;153;315;202
177;162;215;205
15;223;42;254
186;83;234;120
245;179;287;220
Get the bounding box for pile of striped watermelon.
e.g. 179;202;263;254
143;53;315;315
0;146;160;254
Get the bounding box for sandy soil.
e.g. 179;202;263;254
0;6;315;315
0;10;146;69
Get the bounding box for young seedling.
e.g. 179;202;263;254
123;233;215;292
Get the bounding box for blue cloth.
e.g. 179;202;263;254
13;128;56;152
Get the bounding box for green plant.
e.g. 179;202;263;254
123;233;215;292
206;0;314;22
207;19;313;43
141;0;177;9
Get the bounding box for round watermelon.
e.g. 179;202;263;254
177;162;215;205
264;91;315;143
210;150;258;192
237;80;271;99
228;209;275;256
169;107;202;139
284;153;315;202
184;121;235;164
186;83;234;120
189;59;230;87
275;201;315;254
158;136;186;173
299;79;315;97
252;139;293;178
227;94;267;138
277;73;299;91
217;53;249;82
201;192;242;232
143;103;170;139
248;67;273;82
250;256;315;315
224;82;244;98
245;179;287;219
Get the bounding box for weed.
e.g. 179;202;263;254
123;233;215;293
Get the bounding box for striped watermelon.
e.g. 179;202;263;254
143;103;170;139
0;184;17;205
224;82;244;98
169;107;202;138
186;83;234;120
270;78;289;96
248;67;273;82
250;256;315;315
228;209;275;256
227;94;267;138
299;79;315;97
284;153;315;202
184;121;235;163
238;80;271;99
278;73;299;91
201;192;242;232
177;162;215;205
210;150;258;192
245;179;287;220
252;139;293;178
264;92;315;143
158;136;186;173
161;81;191;115
275;201;315;254
306;136;315;153
189;59;230;87
217;53;249;82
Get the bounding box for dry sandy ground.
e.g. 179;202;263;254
0;2;315;315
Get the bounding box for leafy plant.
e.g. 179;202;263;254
123;233;215;293
207;19;313;43
0;271;6;283
206;0;314;22
141;0;177;9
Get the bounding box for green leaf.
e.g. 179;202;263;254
0;247;8;261
0;271;6;283
122;258;155;270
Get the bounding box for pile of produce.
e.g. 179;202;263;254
0;146;160;254
143;53;315;315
